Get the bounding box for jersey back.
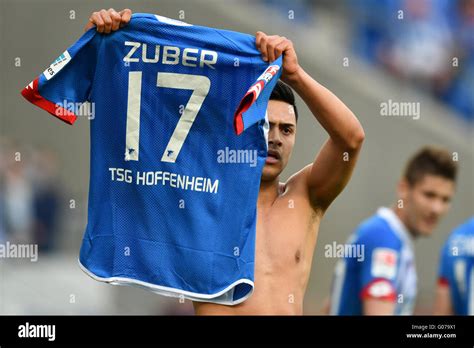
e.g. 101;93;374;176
21;13;282;305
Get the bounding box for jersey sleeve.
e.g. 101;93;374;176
233;56;282;135
20;28;100;125
358;228;402;301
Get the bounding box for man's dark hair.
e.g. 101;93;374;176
403;146;458;186
270;80;298;122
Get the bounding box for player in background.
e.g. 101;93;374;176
86;8;365;315
434;217;474;315
327;147;458;315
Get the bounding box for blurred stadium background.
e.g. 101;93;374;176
0;0;473;315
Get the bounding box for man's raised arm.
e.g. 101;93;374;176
256;32;365;212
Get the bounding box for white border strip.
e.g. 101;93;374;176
78;259;254;305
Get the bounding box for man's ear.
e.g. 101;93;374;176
397;178;410;203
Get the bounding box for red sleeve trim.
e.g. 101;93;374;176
438;277;449;287
233;80;264;135
360;278;397;301
21;77;78;125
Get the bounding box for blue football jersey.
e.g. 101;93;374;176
438;217;474;315
330;207;417;315
21;13;282;305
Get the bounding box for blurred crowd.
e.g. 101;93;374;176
0;137;63;252
264;0;474;122
348;0;474;121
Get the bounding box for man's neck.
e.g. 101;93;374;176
258;178;281;209
392;205;417;239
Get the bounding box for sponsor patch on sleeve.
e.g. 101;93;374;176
42;50;71;80
371;248;398;279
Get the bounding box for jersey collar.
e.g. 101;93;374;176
377;207;414;250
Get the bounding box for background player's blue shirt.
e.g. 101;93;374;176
330;207;417;315
438;217;474;315
21;14;282;305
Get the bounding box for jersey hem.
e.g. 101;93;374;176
78;259;254;306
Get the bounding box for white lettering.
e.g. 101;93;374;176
123;41;218;69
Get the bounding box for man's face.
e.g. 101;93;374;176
398;175;455;237
261;100;296;182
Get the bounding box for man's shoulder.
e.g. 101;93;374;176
283;163;312;194
280;163;309;192
356;216;403;251
279;164;326;215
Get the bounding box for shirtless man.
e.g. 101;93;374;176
86;8;365;315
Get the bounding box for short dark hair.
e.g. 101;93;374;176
270;80;298;122
404;146;458;186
